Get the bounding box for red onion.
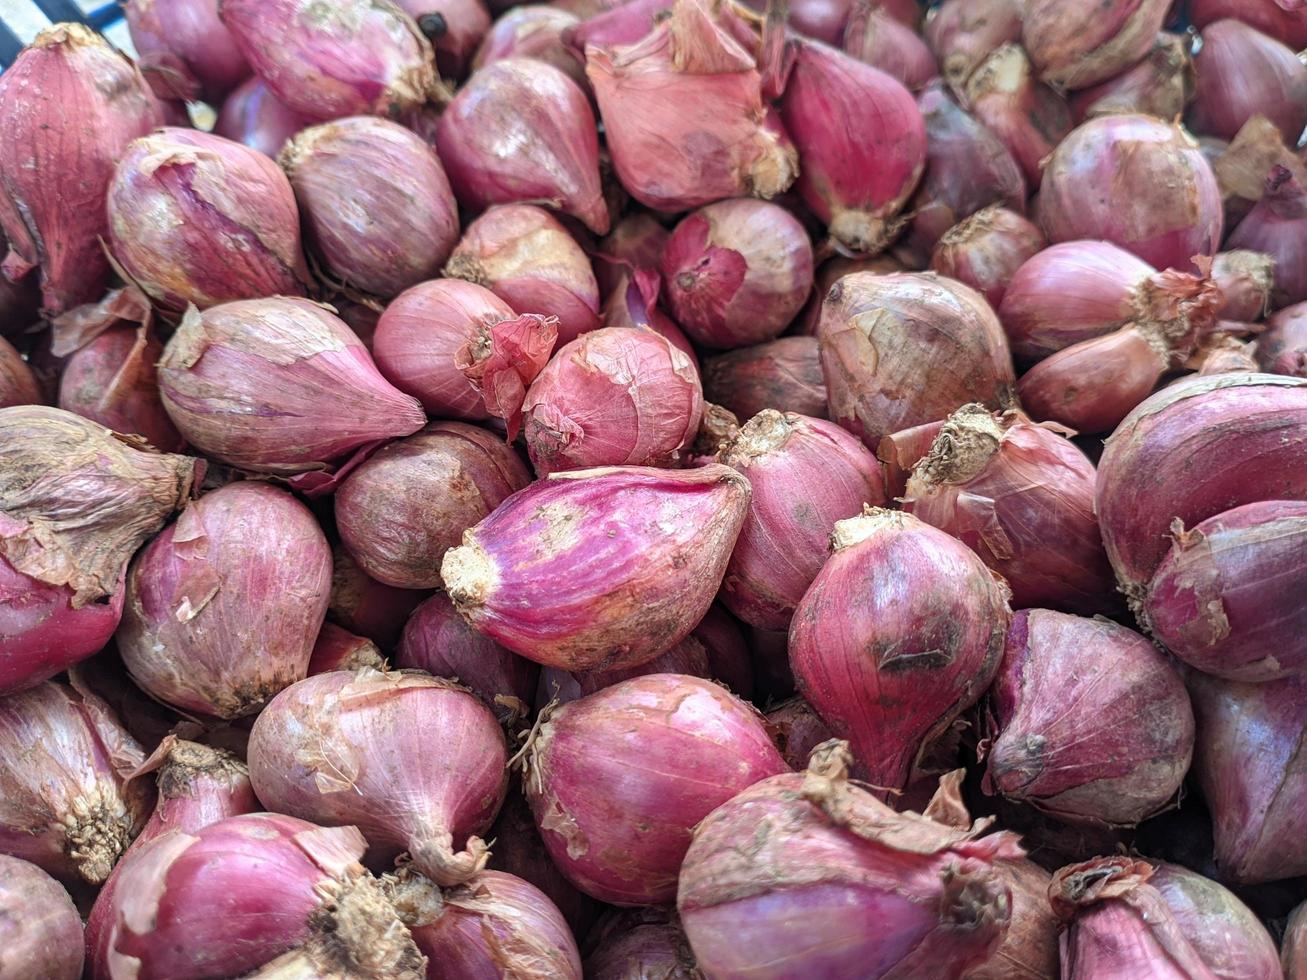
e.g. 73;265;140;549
249;669;508;885
442;464;750;670
0;334;39;408
1210;114;1302;226
565;0;682;62
1070;32;1193;123
925;0;1023;94
702;336;827;421
220;0;438;122
765;697;835;770
818;271;1017;448
965;44;1073;187
678;742;1020;978
118;482;331;719
0;856;83;979
1193;336;1261;373
1287;902;1307;978
309;621;386;674
107;129;309;312
158;297;426;474
397;0;492;79
537;634;713;707
214;77;313;159
985;609;1193;825
1191;0;1307;48
1259;301;1307;375
691;602;754;697
789;509;1010;794
524;673;786;904
1229;165;1307;305
337;422;529;588
1212;249;1275;321
842;2;938;90
1095;373;1307;601
585;908;699;979
0;25;161;315
474;7;584;88
929;206;1045;309
601;268;697;362
330;547;432;651
435;59;607;234
595;212;671;299
1022;0;1171;89
589;0;798;212
0;681;152;884
781;40;926;254
122;0;249;103
903;405;1116;614
1191;19;1307;144
522;327;703;475
445;204;602;343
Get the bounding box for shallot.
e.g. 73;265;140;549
1228;165;1307;306
964;43;1072;187
1190;0;1307;48
1212;249;1275;322
1149;862;1281;980
1069;32;1193;123
924;0;1023;94
585;908;700;980
1258;301;1307;376
929;206;1045;309
765;697;834;771
1022;0;1171;89
1190;18;1307;145
214;76;313;158
397;0;492;79
309;622;386;674
0;855;84;980
473;6;584;87
842;2;938;90
702;336;828;421
121;0;249;103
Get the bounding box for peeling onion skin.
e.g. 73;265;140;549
0;334;40;409
249;669;509;887
309;621;386;675
0;681;152;886
1211;249;1275;322
523;673;788;905
336;421;531;589
1148;862;1281;980
702;336;828;421
1070;32;1193;124
1228;164;1307;306
985;609;1194;826
930;206;1045;310
1190;0;1307;48
0;855;84;980
924;0;1024;96
122;0;250;104
964;851;1059;980
1258;301;1307;377
584;907;700;980
594;213;671;300
789;509;1011;795
1190;19;1307;145
442;464;751;671
214;76;314;159
1286;902;1307;979
1022;0;1172;90
473;7;584;89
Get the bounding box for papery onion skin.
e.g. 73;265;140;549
0;855;84;980
1210;114;1301;227
842;3;938;90
1022;0;1172;89
214;76;314;159
442;464;750;670
877;418;947;500
903;405;1116;615
474;6;584;88
1190;19;1307;145
1070;32;1193;123
703;336;828;421
1148;862;1281;980
336;421;530;589
1212;249;1275;322
118;482;332;719
584;907;700;980
924;0;1024;94
565;0;684;61
765;697;835;771
1228;165;1307;306
797;254;908;337
789;510;1011;794
1038;114;1224;272
330;547;432;651
601;269;698;364
0;24;162;315
249;669;509;886
1258;301;1307;376
157;297;426;474
1190;0;1307;48
818;271;1017;449
986;609;1194;825
122;0;250;103
930;206;1045;309
435;58;608;234
594;212;671;299
0;334;40;408
397;0;492;80
309;621;386;675
524;673;788;905
964;850;1059;980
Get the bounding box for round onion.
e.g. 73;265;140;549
1070;32;1193;123
925;0;1023;94
214;76;313;159
584;907;700;979
1149;862;1281;980
1258;300;1307;376
121;0;249;103
1022;0;1172;89
929;206;1045;309
474;7;584;88
1190;0;1307;48
397;0;492;79
841;3;938;90
0;855;83;980
1190;19;1307;144
702;336;828;421
1228;164;1307;306
965;43;1073;187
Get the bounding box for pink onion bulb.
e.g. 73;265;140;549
157;297;426;474
789;510;1011;793
1191;19;1307;144
1149;862;1282;980
524;673;787;905
601;268;698;364
929;206;1045;309
1022;0;1172;89
0;24;162;315
965;43;1073;187
720;410;886;629
0;855;83;980
585;908;699;980
1038;114;1224;272
1212;249;1275;322
474;7;584;88
925;0;1023;94
330;547;432;651
441;464;751;671
436;59;608;234
336;421;530;588
122;0;250;103
842;3;938;90
1191;0;1307;48
1071;31;1193;123
661;199;814;349
0;334;40;409
781;39;926;254
118;482;332;719
1259;301;1307;376
214;76;313;159
703;336;828;421
818;271;1017;448
522;327;703;475
397;0;492;79
986;609;1194;825
249;669;508;885
1228;164;1307;306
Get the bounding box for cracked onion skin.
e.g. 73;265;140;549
441;464;750;671
0;855;83;980
1022;0;1171;90
523;673;787;906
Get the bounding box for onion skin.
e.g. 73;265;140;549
522;327;703;475
1070;32;1193;123
1022;0;1172;90
765;697;835;771
964;851;1059;980
903;405;1115;615
842;3;938;90
930;206;1045;309
474;7;584;88
925;0;1024;95
661;200;814;349
215;77;313;159
309;621;386;675
818;271;1017;449
537;634;713;707
1190;19;1307;144
601;269;698;364
336;422;531;589
1038;114;1224;273
158;297;426;474
118;482;332;719
442;464;750;671
0;334;40;408
0;855;83;980
1258;301;1307;376
965;43;1073;188
781;40;926;254
1286;902;1307;979
585;907;700;979
1190;0;1307;48
330;547;431;651
1095;372;1307;601
0;681;152;885
220;0;438;122
122;0;250;103
524;673;787;905
985;609;1194;825
397;0;492;79
877;418;948;500
456;313;559;438
1148;863;1281;980
588;0;798;213
1228;165;1307;306
249;669;509;886
435;59;607;235
692;603;754;699
595;213;671;299
789;510;1011;794
0;25;162;316
1210;114;1302;227
703;336;828;421
1212;249;1274;322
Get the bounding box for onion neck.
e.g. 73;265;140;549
830;506;911;552
154;740;247;800
411;830;491;887
62;785;134;884
907;404;1004;494
726;408;793;463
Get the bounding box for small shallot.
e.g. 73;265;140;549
214;77;313;159
1149;862;1282;980
924;0;1024;94
473;7;584;88
397;0;492;79
1070;32;1193;123
1022;0;1172;89
1190;0;1307;48
1212;249;1275;322
121;0;250;103
584;908;699;980
1228;165;1307;305
964;43;1072;187
1190;19;1307;144
929;206;1045;309
1258;301;1307;376
330;547;431;650
841;2;938;90
0;856;83;980
702;336;828;421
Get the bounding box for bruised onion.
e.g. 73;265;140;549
521;327;703;475
1259;301;1307;375
122;0;249;103
1190;0;1307;48
157;297;426;474
790;510;1010;794
398;0;492;79
118;482;331;719
0;24;161;315
1212;249;1275;321
1228;165;1307;305
249;669;508;885
765;697;835;771
1022;0;1171;89
702;336;828;421
442;464;750;670
929;206;1045;309
0;856;83;980
214;76;313;158
330;547;431;651
1038;114;1224;272
842;3;938;90
585;908;699;980
524;673;787;905
965;44;1073;187
818;271;1017;448
107;128;309;312
309;621;386;674
1070;32;1193;123
474;6;584;87
336;421;530;588
1191;19;1307;144
925;0;1024;94
0;334;39;408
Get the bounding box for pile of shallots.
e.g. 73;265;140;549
2;0;1307;976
